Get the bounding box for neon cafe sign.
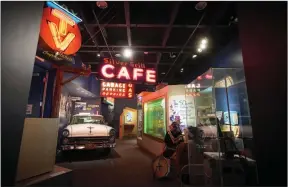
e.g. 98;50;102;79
100;58;157;84
39;1;82;55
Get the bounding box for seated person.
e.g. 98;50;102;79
163;122;186;176
164;122;183;153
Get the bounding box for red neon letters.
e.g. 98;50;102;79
39;8;82;55
100;64;156;83
100;81;134;98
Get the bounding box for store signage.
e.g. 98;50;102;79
99;58;157;84
100;81;135;99
39;5;82;55
42;51;73;62
185;83;201;97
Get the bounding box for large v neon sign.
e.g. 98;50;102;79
48;9;76;52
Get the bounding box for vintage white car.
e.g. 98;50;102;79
61;113;116;153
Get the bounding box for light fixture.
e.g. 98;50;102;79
200;43;206;49
197;48;202;53
96;1;108;9
115;53;121;57
201;39;207;45
123;48;133;58
192;54;197;58
97;53;101;57
161;72;166;75
195;2;207;11
180;68;184;72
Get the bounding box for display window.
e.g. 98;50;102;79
143;98;166;139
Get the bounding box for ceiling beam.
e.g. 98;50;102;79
81;45;195;49
78;49;198;54
80;11;99;50
124;2;132;46
82;61;175;65
157;2;181;65
86;24;230;29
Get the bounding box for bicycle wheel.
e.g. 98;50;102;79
152;155;170;179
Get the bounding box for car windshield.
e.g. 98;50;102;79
71;116;104;125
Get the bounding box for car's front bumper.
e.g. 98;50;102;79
62;142;116;151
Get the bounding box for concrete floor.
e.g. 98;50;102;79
32;139;180;187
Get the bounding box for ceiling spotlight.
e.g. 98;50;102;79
123;48;133;58
197;48;203;53
144;52;149;55
180;68;184;72
96;1;108;9
195;2;207;11
161;72;166;75
200;43;206;49
201;39;207;45
115;53;122;57
192;55;197;58
170;53;176;59
97;53;101;57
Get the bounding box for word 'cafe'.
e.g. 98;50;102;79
100;58;157;84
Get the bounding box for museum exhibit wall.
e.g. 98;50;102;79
120;107;138;138
16;118;59;181
63;73;100;96
26;72;46;118
113;97;137;138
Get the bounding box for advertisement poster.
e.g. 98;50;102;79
74;99;101;115
169;95;196;130
126;112;133;122
75;102;87;111
224;111;238;125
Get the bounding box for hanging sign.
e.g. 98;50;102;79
99;58;157;84
100;81;135;99
39;2;82;56
185;83;201;97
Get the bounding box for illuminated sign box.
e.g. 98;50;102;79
185;83;201;97
37;2;82;65
100;81;135;99
99;58;157;84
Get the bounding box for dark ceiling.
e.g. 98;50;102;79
62;1;239;89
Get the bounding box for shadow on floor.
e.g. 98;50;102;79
56;149;121;163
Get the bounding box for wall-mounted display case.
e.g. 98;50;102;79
186;68;253;139
185;68;257;186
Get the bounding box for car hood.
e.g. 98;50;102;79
65;124;113;137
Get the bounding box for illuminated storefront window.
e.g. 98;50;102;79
144;98;166;139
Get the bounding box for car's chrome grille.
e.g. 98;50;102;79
68;136;110;144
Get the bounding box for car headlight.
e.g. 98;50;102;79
109;129;115;136
62;129;69;137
